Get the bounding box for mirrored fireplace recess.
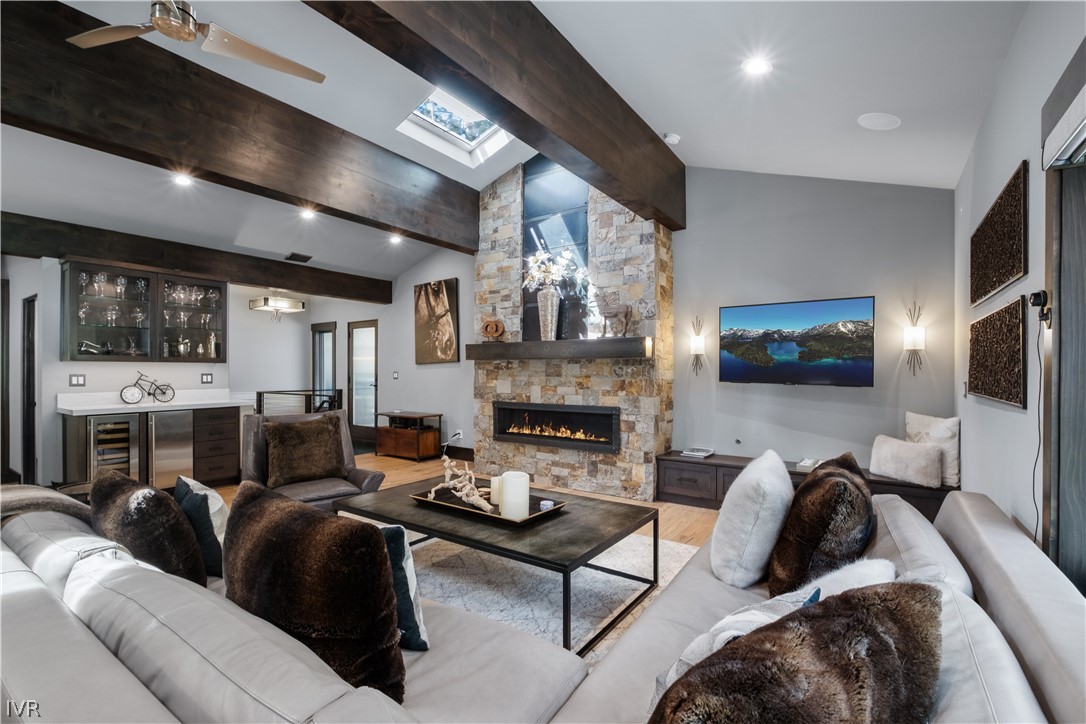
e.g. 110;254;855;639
493;402;621;454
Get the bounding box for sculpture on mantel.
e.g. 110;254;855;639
594;291;631;337
428;456;493;513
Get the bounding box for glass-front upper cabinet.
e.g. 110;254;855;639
159;274;227;363
61;260;227;363
62;261;154;360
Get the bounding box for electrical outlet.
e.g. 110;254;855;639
455;429;463;438
68;373;86;387
200;373;214;384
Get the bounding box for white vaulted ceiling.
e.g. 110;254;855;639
1;1;1032;280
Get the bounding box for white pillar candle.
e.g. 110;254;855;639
489;474;502;508
500;471;530;520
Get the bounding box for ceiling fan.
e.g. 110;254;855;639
66;0;325;84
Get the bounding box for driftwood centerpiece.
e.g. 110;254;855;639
427;456;493;513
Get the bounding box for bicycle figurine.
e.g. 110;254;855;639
120;371;176;404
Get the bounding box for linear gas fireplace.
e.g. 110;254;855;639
493;402;621;454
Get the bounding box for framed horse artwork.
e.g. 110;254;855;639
414;278;460;364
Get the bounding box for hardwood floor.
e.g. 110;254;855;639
217;454;716;548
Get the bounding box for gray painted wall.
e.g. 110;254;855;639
953;2;1085;536
673;168;955;467
307;247;477;448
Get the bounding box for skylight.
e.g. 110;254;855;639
412;88;499;149
397;88;512;168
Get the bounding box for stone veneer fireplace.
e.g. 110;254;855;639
470;165;674;502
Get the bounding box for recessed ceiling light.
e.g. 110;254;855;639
389;235;402;244
663;133;681;146
740;57;773;76
172;173;193;186
300;209;316;220
858;112;902;131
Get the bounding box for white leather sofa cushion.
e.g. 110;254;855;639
400;600;587;723
552;545;766;723
63;553;411;724
936;492;1086;724
311;687;421;723
867;494;972;596
1;542;179;724
1;511;132;597
932;582;1046;722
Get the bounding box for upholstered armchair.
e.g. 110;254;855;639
241;409;384;511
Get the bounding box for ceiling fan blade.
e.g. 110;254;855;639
198;22;325;84
67;23;155;49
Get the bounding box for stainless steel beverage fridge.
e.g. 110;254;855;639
147;410;193;488
86;414;140;479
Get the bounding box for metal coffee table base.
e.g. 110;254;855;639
567;518;659;655
411;518;659;655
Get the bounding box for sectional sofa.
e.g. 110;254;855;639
2;490;1083;723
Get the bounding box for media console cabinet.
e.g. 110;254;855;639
376;411;442;462
656;450;955;522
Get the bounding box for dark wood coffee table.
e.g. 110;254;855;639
334;477;659;655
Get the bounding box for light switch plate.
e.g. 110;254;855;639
69;373;86;387
200;373;214;384
393;371;399;380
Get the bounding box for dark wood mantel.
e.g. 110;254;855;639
466;337;654;361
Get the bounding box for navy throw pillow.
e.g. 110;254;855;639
381;525;429;651
174;478;224;578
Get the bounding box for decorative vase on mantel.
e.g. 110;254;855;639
537;285;561;341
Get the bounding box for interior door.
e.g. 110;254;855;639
348;320;377;442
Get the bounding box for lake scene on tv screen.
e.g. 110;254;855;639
719;297;875;386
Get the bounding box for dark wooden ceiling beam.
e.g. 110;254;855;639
1;212;392;304
0;2;479;254
305;1;686;231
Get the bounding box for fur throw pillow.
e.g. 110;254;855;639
224;482;405;702
650;582;942;724
767;452;874;596
263;414;347;489
89;470;206;586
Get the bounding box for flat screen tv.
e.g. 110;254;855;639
719;296;875;387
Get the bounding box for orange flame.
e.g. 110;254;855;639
505;413;609;442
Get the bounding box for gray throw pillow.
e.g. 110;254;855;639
906;411;961;486
870;435;943;488
710;449;793;587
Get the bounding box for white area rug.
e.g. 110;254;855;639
410;534;697;667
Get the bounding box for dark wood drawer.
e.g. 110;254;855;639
194;423;237;443
658;460;717;501
194;439;236;459
193;407;238;426
193;453;239;482
718;467;739;499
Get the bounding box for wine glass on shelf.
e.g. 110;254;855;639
163;281;174;304
78;302;90;326
178;310;191;328
92;273;107;297
131;307;146;329
198;313;210;329
163;309;173;328
135;278;148;301
78;271;89;295
105;305;120;327
115;276;127;299
206;288;220;308
194;286;206;307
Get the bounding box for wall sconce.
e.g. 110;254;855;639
903;301;925;375
250;292;306;323
690;316;706;376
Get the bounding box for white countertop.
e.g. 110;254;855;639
57;389;251;416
